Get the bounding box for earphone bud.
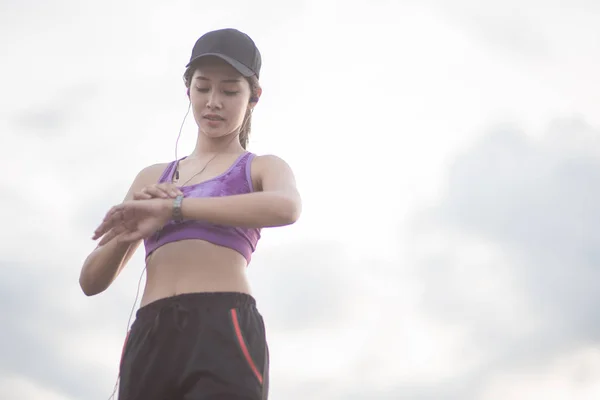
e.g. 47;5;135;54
186;88;190;97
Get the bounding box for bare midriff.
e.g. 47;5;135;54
140;239;251;307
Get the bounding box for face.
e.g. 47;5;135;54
188;57;254;140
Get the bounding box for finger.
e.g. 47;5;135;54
100;206;122;226
172;184;184;196
173;185;183;197
93;220;111;240
133;191;152;200
93;208;123;239
95;202;142;241
169;184;183;197
100;219;132;244
158;183;182;198
98;228;119;246
95;213;117;238
146;185;170;199
117;229;145;243
94;225;112;241
97;225;117;245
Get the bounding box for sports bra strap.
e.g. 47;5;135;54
157;160;179;184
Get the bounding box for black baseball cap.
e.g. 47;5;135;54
186;28;262;78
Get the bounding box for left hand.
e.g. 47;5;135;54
92;199;172;245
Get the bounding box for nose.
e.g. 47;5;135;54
206;91;222;109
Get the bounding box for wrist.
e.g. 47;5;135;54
171;194;184;222
159;198;173;219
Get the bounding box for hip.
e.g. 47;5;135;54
119;292;269;399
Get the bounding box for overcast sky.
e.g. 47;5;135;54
1;0;599;399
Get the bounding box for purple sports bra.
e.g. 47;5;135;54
143;152;261;263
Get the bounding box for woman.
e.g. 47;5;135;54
80;28;301;400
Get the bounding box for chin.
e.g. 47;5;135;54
199;124;236;139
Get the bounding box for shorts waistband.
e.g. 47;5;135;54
136;291;256;320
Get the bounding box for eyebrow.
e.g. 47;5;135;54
194;76;241;83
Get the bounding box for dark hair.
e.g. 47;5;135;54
183;64;260;149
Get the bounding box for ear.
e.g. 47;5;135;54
187;88;190;97
249;87;262;105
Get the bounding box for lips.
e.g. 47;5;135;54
203;114;225;121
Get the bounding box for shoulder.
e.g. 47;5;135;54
251;154;295;172
132;162;172;188
250;154;298;191
120;161;173;202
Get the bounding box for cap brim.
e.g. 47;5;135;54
185;53;255;77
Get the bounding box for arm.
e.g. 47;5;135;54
79;164;164;296
91;155;302;245
179;154;301;228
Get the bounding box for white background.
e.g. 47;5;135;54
1;0;599;399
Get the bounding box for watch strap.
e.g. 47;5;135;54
173;194;184;223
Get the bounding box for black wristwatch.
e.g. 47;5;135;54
173;194;184;223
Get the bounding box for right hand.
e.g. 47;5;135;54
133;183;183;200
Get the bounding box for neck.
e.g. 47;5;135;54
191;130;245;157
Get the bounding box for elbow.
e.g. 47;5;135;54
80;282;105;297
278;195;302;226
287;203;301;225
79;281;94;296
81;287;97;297
79;277;98;297
79;271;105;297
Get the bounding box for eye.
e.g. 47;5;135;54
195;87;209;93
224;90;239;96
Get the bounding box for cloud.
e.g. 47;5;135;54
9;108;70;135
2;1;599;399
481;346;600;400
250;240;363;332
417;0;600;61
0;260;99;400
0;374;74;400
404;117;600;397
430;117;600;335
8;82;100;137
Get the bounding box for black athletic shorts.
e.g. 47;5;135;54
118;292;269;400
